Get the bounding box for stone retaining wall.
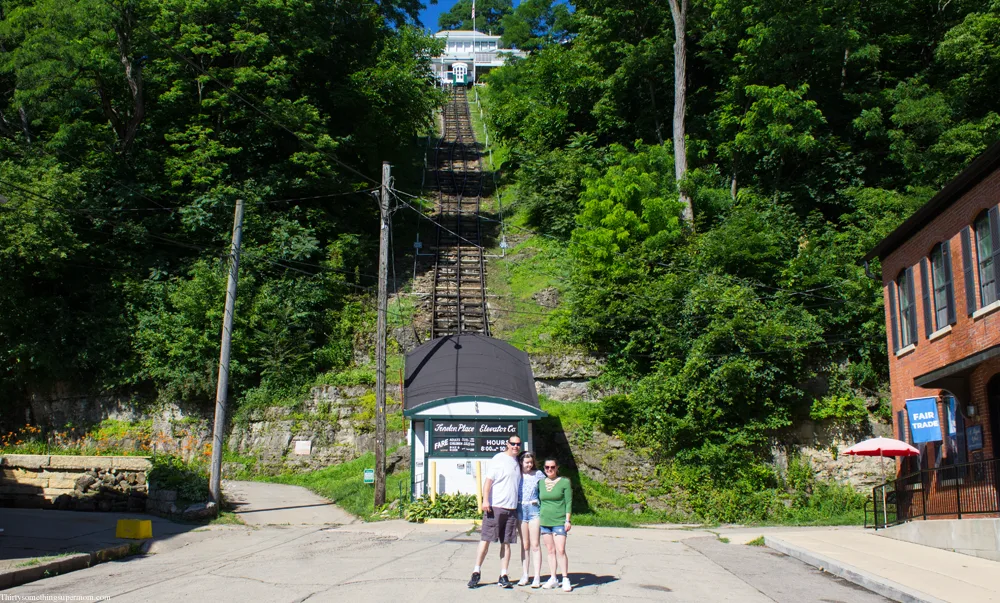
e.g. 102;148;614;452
0;454;150;512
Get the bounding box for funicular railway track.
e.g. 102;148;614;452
430;86;490;338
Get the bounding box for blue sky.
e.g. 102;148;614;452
417;1;454;32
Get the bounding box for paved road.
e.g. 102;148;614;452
223;480;357;526
7;520;888;602
685;536;889;603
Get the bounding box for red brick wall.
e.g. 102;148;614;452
881;169;1000;461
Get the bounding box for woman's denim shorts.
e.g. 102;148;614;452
540;524;567;536
519;502;540;522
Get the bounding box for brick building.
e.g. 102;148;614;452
864;141;1000;518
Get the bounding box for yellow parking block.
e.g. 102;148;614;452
115;519;152;540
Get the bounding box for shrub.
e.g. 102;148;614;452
810;394;869;424
148;455;210;505
314;367;377;387
593;394;634;433
405;494;480;522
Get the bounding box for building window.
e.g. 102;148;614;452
930;243;954;329
897;269;916;347
975;210;996;306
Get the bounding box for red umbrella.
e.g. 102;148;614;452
843;437;919;525
842;437;919;458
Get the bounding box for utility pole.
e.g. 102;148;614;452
374;162;390;508
209;198;244;509
472;1;477;85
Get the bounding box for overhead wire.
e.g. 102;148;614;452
137;21;380;187
394;91;870;353
391;187;862;316
0;176;378;215
1;176;383;291
390;185;857;306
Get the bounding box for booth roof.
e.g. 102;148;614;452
404;334;540;410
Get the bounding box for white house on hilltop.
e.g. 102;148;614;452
431;30;526;85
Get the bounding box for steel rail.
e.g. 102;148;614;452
428;86;490;338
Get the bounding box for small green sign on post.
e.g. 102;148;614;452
363;468;375;484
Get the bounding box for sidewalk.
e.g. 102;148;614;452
0;508;204;589
765;529;1000;603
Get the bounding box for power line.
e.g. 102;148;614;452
391;190;489;252
391;185;858;306
138;22;380;187
0;175;377;215
391;189;861;315
254;256;377;293
0;177;393;295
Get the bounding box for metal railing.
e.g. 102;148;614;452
867;457;1000;529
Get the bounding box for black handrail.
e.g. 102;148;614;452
867;457;1000;529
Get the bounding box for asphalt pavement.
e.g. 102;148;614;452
223;480;357;526
6;481;996;602
4;519;891;602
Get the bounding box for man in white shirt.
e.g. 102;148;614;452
468;435;522;589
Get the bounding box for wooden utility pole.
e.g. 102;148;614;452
209;198;244;508
374;162;390;507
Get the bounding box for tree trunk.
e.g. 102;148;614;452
648;80;664;145
667;0;693;226
111;3;145;154
18;107;32;143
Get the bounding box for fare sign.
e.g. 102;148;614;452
431;421;519;456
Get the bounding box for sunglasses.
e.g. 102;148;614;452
508;441;522;446
544;465;557;470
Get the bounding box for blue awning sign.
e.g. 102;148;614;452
906;397;943;443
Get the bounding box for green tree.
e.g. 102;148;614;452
500;0;574;50
0;0;440;410
438;0;513;35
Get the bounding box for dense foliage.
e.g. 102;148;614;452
0;0;441;414
483;0;1000;503
438;0;512;35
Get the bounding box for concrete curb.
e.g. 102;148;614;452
765;536;947;603
0;542;141;591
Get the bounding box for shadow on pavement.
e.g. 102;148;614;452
0;508;200;567
226;501;338;514
570;573;619;589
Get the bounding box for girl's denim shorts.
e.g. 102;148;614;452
519;502;540;522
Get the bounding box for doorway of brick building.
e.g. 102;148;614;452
990;375;1000;461
989;375;1000;508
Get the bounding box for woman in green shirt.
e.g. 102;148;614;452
538;458;573;592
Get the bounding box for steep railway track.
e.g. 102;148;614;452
430;86;490;338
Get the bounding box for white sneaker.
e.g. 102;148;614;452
531;577;541;589
542;576;559;589
562;577;573;592
516;576;529;587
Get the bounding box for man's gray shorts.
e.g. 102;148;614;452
481;507;518;544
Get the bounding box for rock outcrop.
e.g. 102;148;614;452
226;385;406;476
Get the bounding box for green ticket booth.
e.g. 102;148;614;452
404;334;546;500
